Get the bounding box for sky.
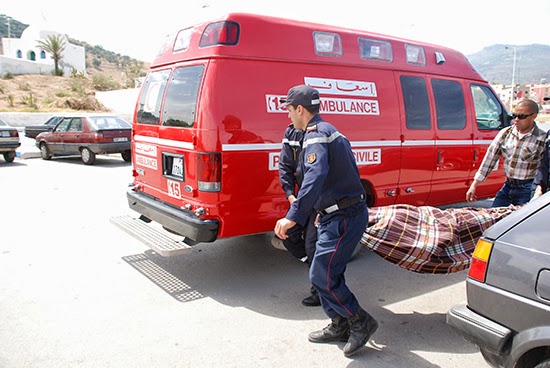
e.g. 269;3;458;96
2;0;550;62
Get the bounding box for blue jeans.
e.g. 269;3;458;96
309;202;368;319
492;180;533;207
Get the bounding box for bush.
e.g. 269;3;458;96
92;74;120;91
3;71;13;80
92;58;101;68
70;79;87;96
18;83;31;91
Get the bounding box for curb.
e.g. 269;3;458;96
16;151;41;159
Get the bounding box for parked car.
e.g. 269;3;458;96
0;118;21;163
447;191;550;368
24;116;63;138
35;115;131;165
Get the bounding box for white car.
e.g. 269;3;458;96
0;118;20;163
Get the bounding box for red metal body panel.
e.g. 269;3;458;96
129;13;507;242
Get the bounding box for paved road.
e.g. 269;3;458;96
0;153;492;368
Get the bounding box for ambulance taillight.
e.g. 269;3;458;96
197;152;221;192
200;21;240;47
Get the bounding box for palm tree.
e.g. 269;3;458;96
37;34;66;76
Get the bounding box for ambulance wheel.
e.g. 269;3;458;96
121;150;131;162
350;243;364;261
81;147;96;165
40;143;52;160
3;151;16;162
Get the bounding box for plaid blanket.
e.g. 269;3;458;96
361;204;519;274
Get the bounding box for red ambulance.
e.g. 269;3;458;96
115;13;510;255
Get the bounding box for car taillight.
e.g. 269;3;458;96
468;238;494;283
199;21;240;47
197;152;221;192
10;130;19;138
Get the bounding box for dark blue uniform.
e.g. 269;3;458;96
286;114;368;319
533;131;550;195
279;124;317;263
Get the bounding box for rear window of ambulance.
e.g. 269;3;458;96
162;66;204;128
136;70;170;125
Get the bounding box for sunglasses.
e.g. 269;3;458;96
511;113;535;120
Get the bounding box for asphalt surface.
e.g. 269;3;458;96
0;140;495;368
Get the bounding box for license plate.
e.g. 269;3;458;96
172;157;184;178
0;131;9;137
113;137;128;142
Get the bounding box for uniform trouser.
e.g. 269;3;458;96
310;202;368;319
282;212;318;264
492;179;533;207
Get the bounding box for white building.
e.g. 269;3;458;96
0;24;86;76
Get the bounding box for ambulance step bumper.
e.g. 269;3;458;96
110;215;192;257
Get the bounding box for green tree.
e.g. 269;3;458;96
36;34;66;76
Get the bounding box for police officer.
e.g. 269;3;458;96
274;85;378;357
275;122;320;307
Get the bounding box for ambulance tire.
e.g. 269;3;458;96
350;243;364;261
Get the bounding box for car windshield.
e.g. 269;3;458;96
0;119;7;127
88;116;131;130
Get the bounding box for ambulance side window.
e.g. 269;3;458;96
162;66;204;128
470;84;506;130
432;79;466;130
400;76;431;130
136;70;170;125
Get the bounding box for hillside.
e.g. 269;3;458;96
467;44;550;85
0;14;148;112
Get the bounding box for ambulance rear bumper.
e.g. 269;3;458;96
126;189;219;243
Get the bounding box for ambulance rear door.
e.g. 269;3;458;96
132;62;207;213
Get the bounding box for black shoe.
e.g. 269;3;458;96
308;316;350;343
343;308;379;357
301;291;321;307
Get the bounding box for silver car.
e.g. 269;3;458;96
447;191;550;368
0;118;20;163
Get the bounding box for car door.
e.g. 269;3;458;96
47;118;71;154
62;118;83;154
395;74;435;206
426;77;473;205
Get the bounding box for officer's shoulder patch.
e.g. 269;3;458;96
306;124;317;132
307;153;316;164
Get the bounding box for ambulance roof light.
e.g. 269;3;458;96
313;32;342;57
359;38;393;62
200;21;240;48
435;52;446;65
174;27;194;53
405;44;426;66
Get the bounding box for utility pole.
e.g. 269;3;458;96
510;46;517;111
